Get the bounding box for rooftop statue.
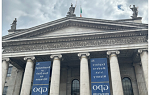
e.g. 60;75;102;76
129;5;138;19
66;3;76;17
11;18;17;30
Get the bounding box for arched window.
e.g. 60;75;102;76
71;79;80;95
122;77;134;95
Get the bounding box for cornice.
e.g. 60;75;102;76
2;17;147;41
9;22;146;40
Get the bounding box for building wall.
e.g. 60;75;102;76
119;60;139;95
134;63;148;95
60;67;68;95
4;64;23;95
66;66;80;95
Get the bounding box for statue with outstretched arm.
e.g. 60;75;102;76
129;5;138;19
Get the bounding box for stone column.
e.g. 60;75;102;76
133;63;148;95
2;58;10;92
138;49;148;89
78;53;90;95
20;56;35;95
107;51;123;95
50;55;62;95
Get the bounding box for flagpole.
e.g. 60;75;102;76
75;0;77;8
80;5;82;17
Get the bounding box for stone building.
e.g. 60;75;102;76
2;5;148;95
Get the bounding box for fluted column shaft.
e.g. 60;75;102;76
78;53;90;95
50;55;62;95
20;56;35;95
107;51;123;95
138;49;148;89
2;58;10;92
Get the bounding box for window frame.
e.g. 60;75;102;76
122;77;134;95
71;79;80;95
7;66;13;77
2;86;8;95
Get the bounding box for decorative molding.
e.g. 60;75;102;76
138;49;148;53
107;51;120;55
50;54;62;59
2;57;10;61
24;56;35;60
13;23;131;39
3;36;147;53
78;53;90;57
2;29;148;47
2;17;148;41
2;48;4;53
2;43;148;58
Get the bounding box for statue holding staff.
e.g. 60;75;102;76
67;3;76;17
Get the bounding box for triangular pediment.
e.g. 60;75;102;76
2;17;147;41
36;26;107;38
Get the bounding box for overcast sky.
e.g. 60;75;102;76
2;0;148;36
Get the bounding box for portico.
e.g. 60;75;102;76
2;48;148;95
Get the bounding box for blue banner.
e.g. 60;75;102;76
31;61;51;95
90;58;111;95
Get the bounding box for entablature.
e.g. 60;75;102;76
2;29;148;47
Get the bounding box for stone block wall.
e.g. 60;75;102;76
119;61;139;95
4;65;23;95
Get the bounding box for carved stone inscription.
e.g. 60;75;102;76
3;36;147;53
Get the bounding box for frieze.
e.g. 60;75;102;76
3;36;147;53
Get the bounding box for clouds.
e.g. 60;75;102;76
2;0;148;36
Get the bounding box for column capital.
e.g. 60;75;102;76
2;57;10;62
2;47;4;53
50;54;62;59
24;56;35;61
78;53;90;57
107;50;120;55
138;49;148;53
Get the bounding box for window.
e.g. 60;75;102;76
71;79;80;95
7;66;13;77
122;77;134;95
3;86;8;95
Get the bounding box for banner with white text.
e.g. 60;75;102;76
90;58;111;95
31;61;51;95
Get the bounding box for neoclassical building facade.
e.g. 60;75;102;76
2;7;148;95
